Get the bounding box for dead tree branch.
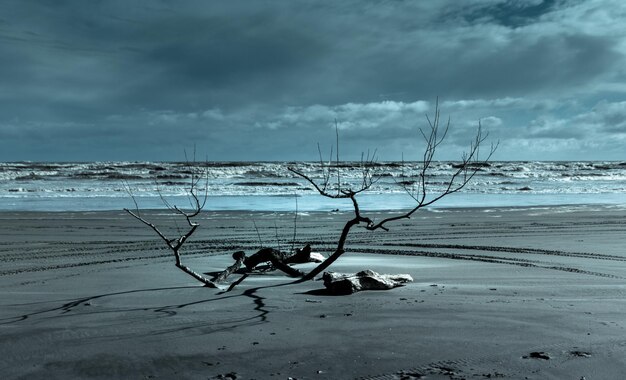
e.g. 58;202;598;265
368;106;498;231
126;100;496;291
290;99;497;281
124;155;218;288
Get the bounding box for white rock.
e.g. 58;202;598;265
322;270;413;295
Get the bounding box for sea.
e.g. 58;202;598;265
1;161;625;212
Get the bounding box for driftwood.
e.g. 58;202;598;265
214;251;246;283
322;270;413;295
243;244;322;269
243;247;305;278
128;103;494;291
214;244;324;284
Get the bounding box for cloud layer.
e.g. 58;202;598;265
0;0;625;161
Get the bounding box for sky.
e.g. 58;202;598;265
0;0;625;162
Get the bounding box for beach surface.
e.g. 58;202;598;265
1;206;625;379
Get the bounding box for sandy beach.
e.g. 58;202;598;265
1;205;625;379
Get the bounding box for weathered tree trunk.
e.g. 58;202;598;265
283;244;321;264
239;244;323;278
215;245;324;289
243;244;317;267
243;248;305;277
214;251;246;283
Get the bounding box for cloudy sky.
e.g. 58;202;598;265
1;0;625;162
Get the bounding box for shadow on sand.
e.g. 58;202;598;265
0;280;320;336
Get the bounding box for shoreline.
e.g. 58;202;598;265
0;200;624;214
2;191;626;213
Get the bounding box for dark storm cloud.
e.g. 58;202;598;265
126;13;329;109
0;0;625;161
0;1;335;113
458;0;558;28
347;31;620;102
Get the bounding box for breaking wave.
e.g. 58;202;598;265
1;161;625;211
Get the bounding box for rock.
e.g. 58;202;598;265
570;350;591;358
322;270;413;295
211;372;237;380
523;351;550;360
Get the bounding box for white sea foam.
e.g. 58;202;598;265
1;161;625;211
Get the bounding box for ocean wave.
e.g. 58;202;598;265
234;181;302;187
15;173;46;180
1;161;625;205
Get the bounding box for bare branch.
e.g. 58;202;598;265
252;220;263;248
291;193;298;253
124;208;174;250
288;126;378;201
292;99;497;281
369;108;497;231
274;221;281;252
335;119;340;196
288;166;353;199
124;152;218;288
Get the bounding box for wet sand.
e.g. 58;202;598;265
1;205;625;379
